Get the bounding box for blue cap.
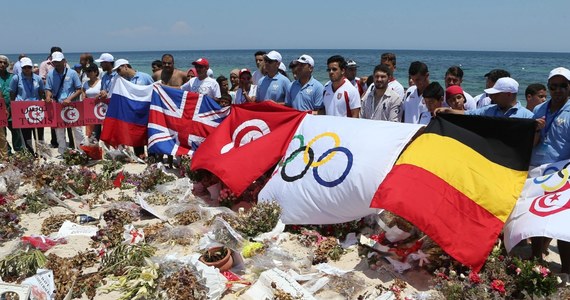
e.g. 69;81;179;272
74;63;82;69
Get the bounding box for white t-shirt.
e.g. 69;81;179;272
82;79;102;98
402;85;428;124
388;79;405;101
323;79;361;117
473;93;492;108
180;77;221;99
234;85;258;104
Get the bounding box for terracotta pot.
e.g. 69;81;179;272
199;247;233;271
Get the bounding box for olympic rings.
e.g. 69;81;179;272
303;132;340;167
313;147;353;187
281;132;353;187
282;146;314;182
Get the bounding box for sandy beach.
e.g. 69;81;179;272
1;128;568;299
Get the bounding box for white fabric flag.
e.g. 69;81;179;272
258;114;423;224
504;159;570;252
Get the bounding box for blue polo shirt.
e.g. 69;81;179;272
257;73;291;103
465;102;533;118
45;68;81;102
286;76;325;111
129;71;154;86
530;99;570;166
101;71;116;92
9;73;44;100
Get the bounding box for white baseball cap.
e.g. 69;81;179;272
347;59;358;68
279;62;286;72
51;51;65;62
112;59;129;71
296;54;314;67
264;50;282;63
484;77;519;94
548;67;570;81
95;53;114;63
20;57;33;67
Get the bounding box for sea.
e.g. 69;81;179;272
10;49;570;105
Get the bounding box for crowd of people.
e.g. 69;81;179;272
1;47;569;274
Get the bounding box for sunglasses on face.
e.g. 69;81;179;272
549;82;569;90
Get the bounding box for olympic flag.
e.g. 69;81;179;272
504;159;570;252
258;115;423;224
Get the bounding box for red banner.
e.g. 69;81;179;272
83;98;109;125
0;99;7;127
11;101;56;128
55;102;85;128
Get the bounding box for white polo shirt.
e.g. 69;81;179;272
180;77;221;99
402;85;428;124
323;78;361;117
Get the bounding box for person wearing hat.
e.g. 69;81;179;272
9;57;45;155
113;59;154;86
45;51;86;155
435;77;533;119
152;54;188;88
0;54;23;156
234;68;257;104
345;59;366;97
180;58;221;100
360;64;402;122
285;54;324;112
229;69;240;94
473;69;511;108
95;53;115;100
445;85;466;111
257;50;291;103
530;67;570;275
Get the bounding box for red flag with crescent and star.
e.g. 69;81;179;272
55;102;85;128
11;101;56;128
191;102;308;196
83;98;110;125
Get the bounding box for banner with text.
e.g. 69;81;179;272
83;98;109;125
55;102;85;128
11;101;56;128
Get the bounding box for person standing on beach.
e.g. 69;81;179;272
252;51;266;86
285;54;324;113
345;60;366;97
380;53;405;101
44;51;85;155
113;58;154;158
360;64;402;121
12;54;26;75
530;67;570;275
256;51;291;103
418;82;444;125
151;60;162;73
152;54;188;88
402;61;430;124
9;57;45;155
39;46;62;82
320;55;360;118
473;69;510;108
96;53;115;101
0;55;24;155
234;69;257;104
180;58;221;100
435;77;533;118
444;66;476;110
525;83;547;112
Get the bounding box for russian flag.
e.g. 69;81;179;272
100;77;154;147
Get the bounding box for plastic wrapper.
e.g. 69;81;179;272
106;201;141;220
21;235;67;251
165;203;203;225
123;224;145;245
200;217;246;251
0;167;22;195
153;223;206;246
158;254;228;300
248;243;312;277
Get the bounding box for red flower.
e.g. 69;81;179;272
491;279;506;294
468;271;481;284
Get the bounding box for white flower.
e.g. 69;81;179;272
557;276;563;284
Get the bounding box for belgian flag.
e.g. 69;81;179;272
370;114;536;271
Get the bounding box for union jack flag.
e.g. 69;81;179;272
147;85;229;156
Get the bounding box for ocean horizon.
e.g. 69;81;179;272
7;49;570;105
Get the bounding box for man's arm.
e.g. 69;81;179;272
434;107;465;115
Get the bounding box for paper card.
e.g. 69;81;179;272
56;220;98;238
22;269;55;300
0;283;31;300
359;235;390;252
137;195;168;221
385;225;411;243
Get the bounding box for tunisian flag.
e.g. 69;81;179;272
191;102;307;196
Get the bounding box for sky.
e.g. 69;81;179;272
1;0;568;55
